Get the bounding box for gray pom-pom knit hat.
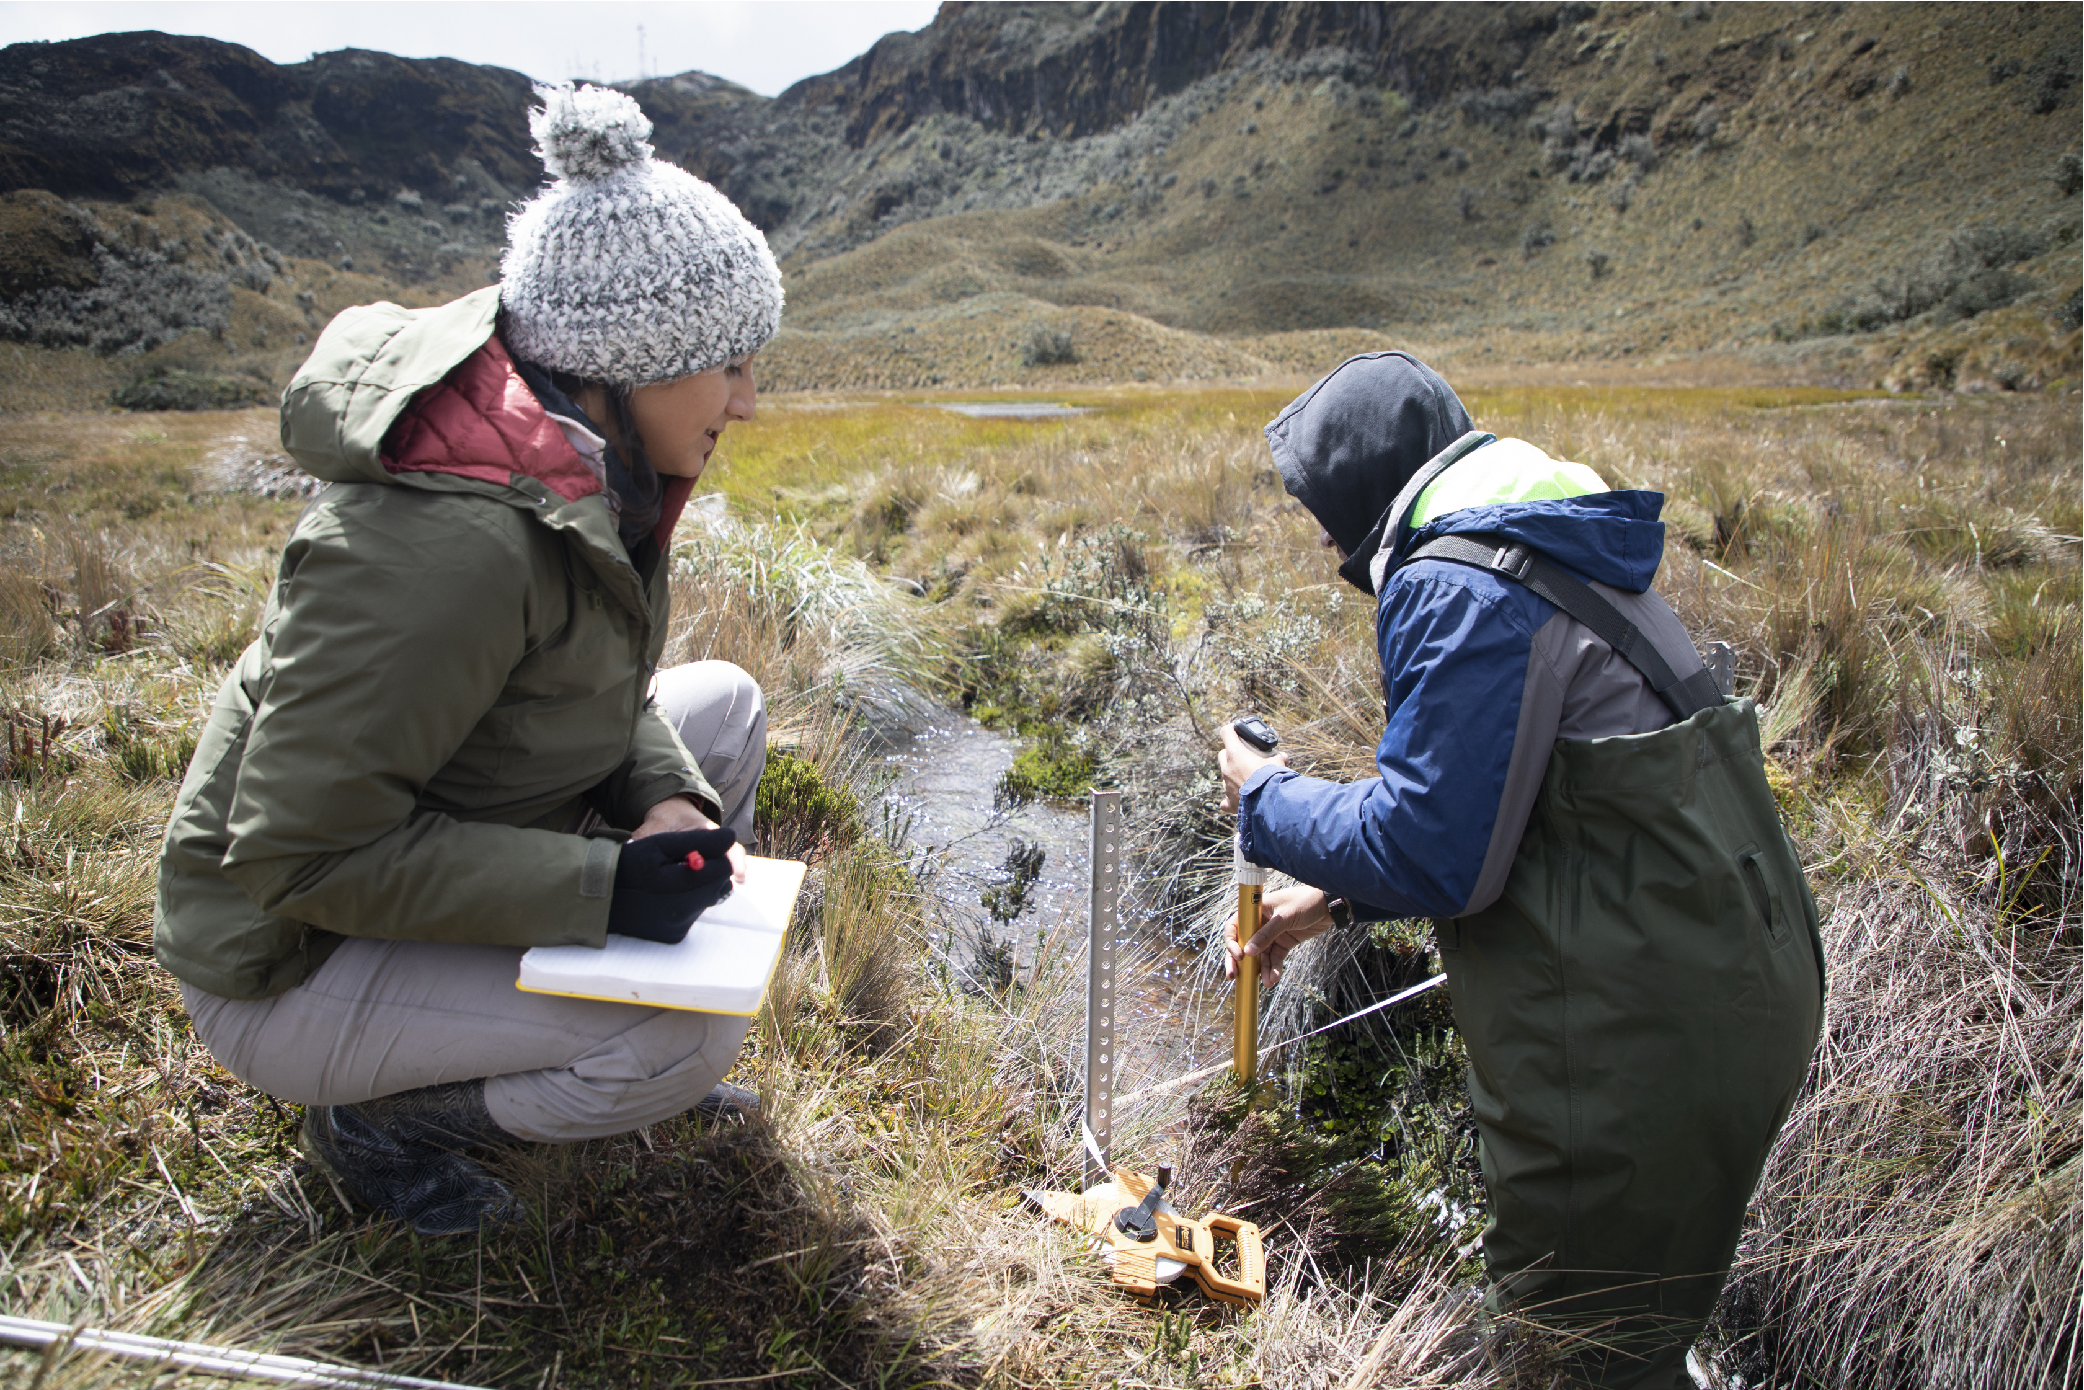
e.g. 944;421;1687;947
499;83;783;386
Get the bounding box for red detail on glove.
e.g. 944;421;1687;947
686;850;706;872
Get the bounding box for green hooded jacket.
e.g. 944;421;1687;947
154;286;720;1000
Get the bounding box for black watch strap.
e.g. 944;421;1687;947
1325;897;1354;931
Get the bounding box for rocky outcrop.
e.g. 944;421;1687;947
785;1;1572;146
0;31;536;201
297;49;540;194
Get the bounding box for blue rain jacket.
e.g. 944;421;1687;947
1240;485;1670;919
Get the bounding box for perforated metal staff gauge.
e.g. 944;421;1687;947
1083;790;1122;1187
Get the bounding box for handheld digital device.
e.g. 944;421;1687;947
1230;715;1280;753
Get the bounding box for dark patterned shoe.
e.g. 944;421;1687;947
349;1078;516;1149
694;1080;759;1121
299;1080;521;1237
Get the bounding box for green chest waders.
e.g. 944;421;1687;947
1404;535;1827;1388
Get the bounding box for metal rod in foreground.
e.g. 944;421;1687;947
0;1314;492;1389
1083;789;1123;1189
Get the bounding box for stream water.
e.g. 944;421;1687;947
877;708;1091;980
876;707;1228;1120
931;402;1092;421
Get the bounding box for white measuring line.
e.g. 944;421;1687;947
0;1315;493;1389
1080;1119;1110;1177
1113;973;1449;1106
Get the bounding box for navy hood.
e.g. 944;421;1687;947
1263;352;1473;586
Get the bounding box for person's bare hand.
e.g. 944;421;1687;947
631;795;748;882
1224;884;1332;984
1217;722;1289;813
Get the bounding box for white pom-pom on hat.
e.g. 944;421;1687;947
501;83;783;385
529;82;655;181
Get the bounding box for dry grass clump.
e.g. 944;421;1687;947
1712;625;2079;1387
1716;852;2078;1386
700;379;2079;1383
662;508;932;730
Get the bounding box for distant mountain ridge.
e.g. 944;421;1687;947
0;6;1548;205
0;2;2077;407
779;2;1543;146
0;32;540;201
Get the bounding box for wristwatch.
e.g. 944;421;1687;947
1324;897;1354;931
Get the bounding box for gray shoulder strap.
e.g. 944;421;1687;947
1401;532;1725;721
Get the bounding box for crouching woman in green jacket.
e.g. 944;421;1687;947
154;85;782;1235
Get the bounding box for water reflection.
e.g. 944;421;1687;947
930;401;1092;420
878;711;1089;980
877;706;1228;1138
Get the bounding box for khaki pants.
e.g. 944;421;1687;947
182;660;767;1143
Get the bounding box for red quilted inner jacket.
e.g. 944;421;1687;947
382;334;695;550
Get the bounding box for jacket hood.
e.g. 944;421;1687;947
1263;351;1473;561
280;284;698;556
281;286;507;486
1404;490;1670;594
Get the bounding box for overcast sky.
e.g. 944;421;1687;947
0;1;943;96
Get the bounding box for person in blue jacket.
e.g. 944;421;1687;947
1217;353;1822;1389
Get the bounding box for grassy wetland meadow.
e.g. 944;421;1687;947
0;373;2075;1389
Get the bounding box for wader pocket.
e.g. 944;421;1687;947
1736;845;1788;945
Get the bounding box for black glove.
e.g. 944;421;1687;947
607;829;737;944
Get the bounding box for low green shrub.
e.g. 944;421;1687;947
1807;225;2048;336
1020;325;1077;366
993;728;1095;807
1185;1036;1484;1278
754;745;863;861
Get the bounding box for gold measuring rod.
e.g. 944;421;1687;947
1233;830;1266;1082
1226;715;1278;1087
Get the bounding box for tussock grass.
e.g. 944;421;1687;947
0;382;2074;1387
662;510;933;731
705;380;2079;1384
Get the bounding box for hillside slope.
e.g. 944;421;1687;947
0;2;2076;405
701;1;2081;388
